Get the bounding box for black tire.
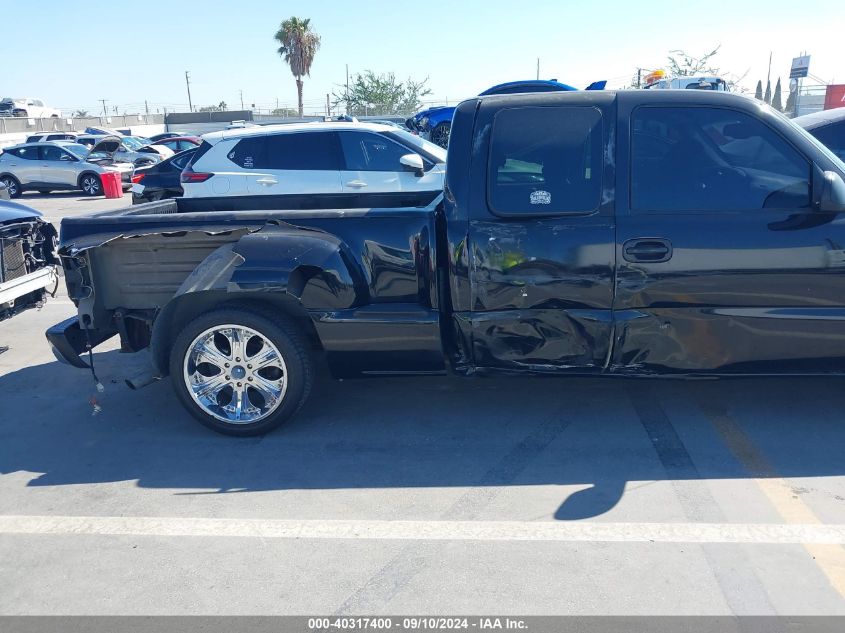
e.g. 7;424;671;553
169;306;314;436
79;173;102;197
430;121;451;148
1;176;21;198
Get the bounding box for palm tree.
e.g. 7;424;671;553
274;17;321;117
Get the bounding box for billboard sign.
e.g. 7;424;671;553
790;55;811;79
824;84;845;110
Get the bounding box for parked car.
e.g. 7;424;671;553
1;200;58;322
25;132;79;144
47;90;845;436
77;135;173;166
409;79;607;148
795;108;845;161
149;136;200;153
0;142;134;197
180;122;446;205
0;97;61;118
131;148;196;204
149;132;188;143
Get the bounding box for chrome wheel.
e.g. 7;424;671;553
183;324;288;425
81;175;100;196
1;177;18;197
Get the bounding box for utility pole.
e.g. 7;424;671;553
346;64;350;114
637;68;642;89
99;99;108;117
240;89;244;110
144;100;149;116
536;58;540;80
326;94;330;117
184;71;193;112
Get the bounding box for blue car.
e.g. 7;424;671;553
408;79;606;147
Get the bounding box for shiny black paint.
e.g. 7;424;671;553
463;93;617;372
613;91;845;374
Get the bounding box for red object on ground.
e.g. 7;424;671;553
101;172;123;199
824;85;845;110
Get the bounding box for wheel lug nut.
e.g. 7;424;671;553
247;364;252;369
248;377;253;382
225;363;230;368
235;357;241;362
225;375;230;380
237;382;242;387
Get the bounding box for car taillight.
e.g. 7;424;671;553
131;173;145;184
180;170;213;183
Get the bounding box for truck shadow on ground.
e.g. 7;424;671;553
2;350;844;521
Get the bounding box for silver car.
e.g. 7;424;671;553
0;142;134;197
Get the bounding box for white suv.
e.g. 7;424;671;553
0;98;61;118
181;122;446;205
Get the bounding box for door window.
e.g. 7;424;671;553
339;131;414;171
227;132;342;170
631;106;811;212
41;145;71;161
487;106;603;215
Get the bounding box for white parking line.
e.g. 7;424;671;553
1;515;844;545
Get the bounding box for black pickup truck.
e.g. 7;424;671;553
47;90;845;435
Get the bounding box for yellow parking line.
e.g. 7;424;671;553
701;401;845;598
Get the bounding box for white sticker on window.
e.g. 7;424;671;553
530;190;551;205
243;157;254;168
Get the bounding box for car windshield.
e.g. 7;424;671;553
386;129;447;163
121;137;145;150
63;143;92;158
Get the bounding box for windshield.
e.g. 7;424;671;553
63;143;91;158
386;129;447;163
121;137;145;150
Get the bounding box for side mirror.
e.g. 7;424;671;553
400;153;425;177
819;170;845;213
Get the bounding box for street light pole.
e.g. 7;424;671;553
185;71;193;113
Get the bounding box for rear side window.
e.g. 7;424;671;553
185;140;214;169
631;106;811;212
810;122;845;161
5;146;40;160
487;106;603;215
227;132;342;171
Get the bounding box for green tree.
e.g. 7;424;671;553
333;71;432;116
666;45;749;93
764;79;772;105
754;80;763;101
73;109;89;118
785;88;797;116
274;17;321;117
771;79;783;112
271;107;298;117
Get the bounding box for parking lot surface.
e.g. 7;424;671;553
1;193;845;614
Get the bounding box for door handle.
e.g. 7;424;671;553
623;238;673;263
346;180;368;188
255;177;278;186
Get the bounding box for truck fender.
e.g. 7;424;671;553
149;225;367;375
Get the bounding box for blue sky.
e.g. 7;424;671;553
5;0;843;115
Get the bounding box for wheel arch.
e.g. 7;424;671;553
148;229;367;376
77;170;101;187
